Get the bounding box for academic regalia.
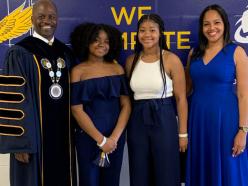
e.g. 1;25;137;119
0;36;76;186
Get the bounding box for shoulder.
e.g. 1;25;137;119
234;45;248;64
11;36;33;55
54;38;73;54
112;62;125;75
6;45;32;59
126;54;135;64
234;45;246;55
125;54;135;76
54;38;66;46
70;63;87;82
188;48;194;57
185;48;195;68
125;54;135;69
163;50;182;65
71;62;88;73
2;45;36;73
163;50;184;75
8;44;29;53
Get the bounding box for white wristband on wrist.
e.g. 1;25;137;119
97;136;107;147
179;133;188;138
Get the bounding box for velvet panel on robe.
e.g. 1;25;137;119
0;37;76;186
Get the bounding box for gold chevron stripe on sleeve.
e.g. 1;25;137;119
0;124;24;136
0;108;25;120
0;91;25;103
0;75;26;86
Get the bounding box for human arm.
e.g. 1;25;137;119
70;67;116;153
0;46;41;162
109;95;131;144
71;104;116;153
232;46;248;157
185;49;193;96
167;52;188;152
110;65;131;144
125;54;135;78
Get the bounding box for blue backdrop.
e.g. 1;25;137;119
0;0;247;68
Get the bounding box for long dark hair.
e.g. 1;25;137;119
129;13;169;97
191;4;231;61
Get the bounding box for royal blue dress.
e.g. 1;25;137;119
186;43;248;186
71;74;129;186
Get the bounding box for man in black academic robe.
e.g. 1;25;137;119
0;1;76;185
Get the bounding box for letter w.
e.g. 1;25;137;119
111;7;136;25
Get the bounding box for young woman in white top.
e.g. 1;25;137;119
125;13;188;186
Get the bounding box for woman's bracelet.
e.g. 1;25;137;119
179;133;188;138
97;136;107;147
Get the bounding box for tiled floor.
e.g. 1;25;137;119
0;154;10;186
0;146;185;186
120;144;129;186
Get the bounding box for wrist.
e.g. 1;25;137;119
239;126;248;133
179;133;188;138
97;136;107;147
109;134;119;142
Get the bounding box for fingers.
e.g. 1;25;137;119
179;144;188;152
232;131;247;157
179;138;188;152
109;137;117;145
107;148;116;154
106;138;117;154
14;153;30;163
232;144;245;157
101;138;117;154
179;146;187;152
108;137;117;148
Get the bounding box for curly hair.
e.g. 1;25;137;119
70;23;122;63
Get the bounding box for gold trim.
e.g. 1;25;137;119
0;75;26;86
0;124;24;136
33;55;44;186
0;108;25;120
0;91;25;103
68;70;73;186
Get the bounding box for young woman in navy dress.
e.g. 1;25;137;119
70;23;131;186
125;14;188;186
186;4;248;186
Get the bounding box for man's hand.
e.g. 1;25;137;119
14;153;30;163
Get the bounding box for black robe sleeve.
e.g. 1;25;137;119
0;45;40;153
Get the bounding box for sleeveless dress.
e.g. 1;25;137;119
186;43;248;186
127;58;180;186
71;74;129;186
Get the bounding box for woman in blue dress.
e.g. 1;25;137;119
186;4;248;186
70;23;131;186
125;14;188;186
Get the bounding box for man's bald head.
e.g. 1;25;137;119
32;0;57;15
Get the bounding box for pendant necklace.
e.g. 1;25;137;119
40;57;66;99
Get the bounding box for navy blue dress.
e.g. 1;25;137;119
71;74;129;186
186;43;248;186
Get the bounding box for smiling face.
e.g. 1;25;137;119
202;9;224;45
31;1;57;40
88;30;110;59
138;20;161;50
